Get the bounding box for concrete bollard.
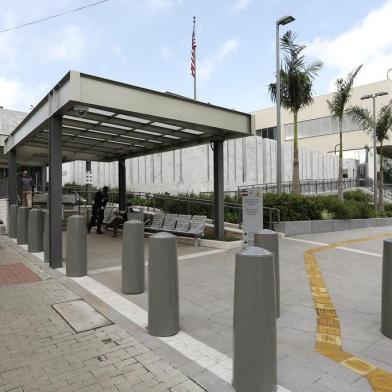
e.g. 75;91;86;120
8;204;18;238
254;229;280;318
28;209;44;253
122;220;145;294
66;215;87;277
232;247;277;392
148;232;179;337
43;212;49;263
16;207;29;245
382;238;392;338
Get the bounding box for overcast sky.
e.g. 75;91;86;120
0;0;391;113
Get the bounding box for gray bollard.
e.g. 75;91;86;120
66;215;87;277
16;207;29;245
122;220;145;294
233;247;277;392
43;212;49;263
8;204;18;238
28;209;44;253
254;229;280;318
148;232;179;337
382;238;392;338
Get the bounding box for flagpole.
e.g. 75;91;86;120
193;16;197;100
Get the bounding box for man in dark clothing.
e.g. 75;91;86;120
87;186;109;234
21;171;34;208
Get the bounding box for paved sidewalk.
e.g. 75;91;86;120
0;238;207;392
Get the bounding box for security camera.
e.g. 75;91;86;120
73;105;89;116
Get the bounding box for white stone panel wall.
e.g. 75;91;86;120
62;136;339;193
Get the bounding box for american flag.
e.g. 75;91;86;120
191;23;196;77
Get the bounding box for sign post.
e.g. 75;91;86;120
242;188;263;247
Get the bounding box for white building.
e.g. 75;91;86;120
253;79;392;179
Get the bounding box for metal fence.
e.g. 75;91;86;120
128;192;280;229
238;177;359;194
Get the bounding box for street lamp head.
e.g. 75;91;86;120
361;94;373;100
361;92;388;100
277;15;295;25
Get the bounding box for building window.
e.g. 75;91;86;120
284;114;362;141
256;126;276;140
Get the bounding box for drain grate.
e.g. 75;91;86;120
52;299;112;333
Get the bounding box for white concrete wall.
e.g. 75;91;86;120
0;198;8;232
62;137;339;193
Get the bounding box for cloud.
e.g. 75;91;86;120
306;1;392;89
230;0;250;11
199;39;239;81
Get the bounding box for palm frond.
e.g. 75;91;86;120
347;106;374;132
329;65;363;121
269;30;322;114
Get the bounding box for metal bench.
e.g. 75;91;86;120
161;214;178;231
173;215;191;233
173;215;206;245
145;211;165;231
187;215;207;238
127;206;145;222
145;212;206;245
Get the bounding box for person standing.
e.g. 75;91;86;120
87;186;109;234
21;171;34;208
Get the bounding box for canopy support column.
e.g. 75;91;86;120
213;141;224;240
118;158;126;212
49;114;63;269
8;149;17;205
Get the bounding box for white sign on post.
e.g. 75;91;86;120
242;187;263;247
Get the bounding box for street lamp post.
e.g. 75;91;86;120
361;92;389;214
276;15;295;194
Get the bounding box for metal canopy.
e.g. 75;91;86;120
5;71;254;164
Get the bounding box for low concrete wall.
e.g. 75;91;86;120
275;217;392;236
0;198;8;234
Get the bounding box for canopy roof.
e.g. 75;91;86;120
5;71;254;165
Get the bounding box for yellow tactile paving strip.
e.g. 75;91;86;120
304;232;392;392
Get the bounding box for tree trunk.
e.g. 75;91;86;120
292;111;300;194
337;120;344;202
379;143;384;212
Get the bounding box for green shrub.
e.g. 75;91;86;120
263;193;322;221
343;190;370;203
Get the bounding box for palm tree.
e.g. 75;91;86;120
327;65;362;202
348;102;392;211
269;31;322;194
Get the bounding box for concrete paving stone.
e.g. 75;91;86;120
0;238;215;392
170;380;205;392
278;355;325;391
5;226;392;392
318;374;370;392
362;343;392;366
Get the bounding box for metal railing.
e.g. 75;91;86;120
128;192;280;230
239;177;359;194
